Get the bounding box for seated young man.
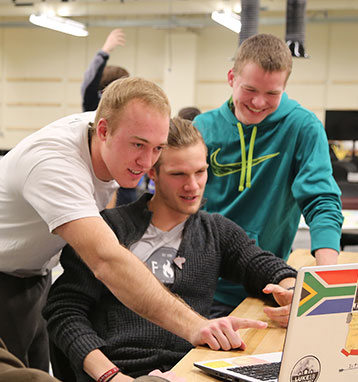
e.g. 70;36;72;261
43;118;297;382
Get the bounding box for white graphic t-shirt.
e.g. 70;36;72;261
129;222;185;285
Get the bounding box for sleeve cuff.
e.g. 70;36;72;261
98;50;110;60
310;226;341;254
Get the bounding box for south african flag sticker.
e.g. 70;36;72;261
298;269;358;317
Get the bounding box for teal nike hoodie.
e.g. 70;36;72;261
194;92;343;307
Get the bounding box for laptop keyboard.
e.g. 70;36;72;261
228;362;281;381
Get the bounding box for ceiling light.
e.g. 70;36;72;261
29;13;88;37
211;10;241;34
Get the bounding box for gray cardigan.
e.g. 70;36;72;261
43;193;297;381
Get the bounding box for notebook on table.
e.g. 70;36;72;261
194;263;358;382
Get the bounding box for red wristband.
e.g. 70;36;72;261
97;367;120;382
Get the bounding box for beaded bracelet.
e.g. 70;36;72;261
97;367;120;382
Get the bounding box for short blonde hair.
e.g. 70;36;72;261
233;34;292;81
154;117;206;171
94;77;171;133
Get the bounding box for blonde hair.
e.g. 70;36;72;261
233;34;292;81
154;117;206;171
94;77;171;133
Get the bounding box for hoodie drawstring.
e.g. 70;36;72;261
237;122;257;191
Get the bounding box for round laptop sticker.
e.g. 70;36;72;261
290;355;321;382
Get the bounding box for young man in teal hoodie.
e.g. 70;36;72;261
194;33;344;317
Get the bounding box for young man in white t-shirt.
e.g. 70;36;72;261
0;77;265;376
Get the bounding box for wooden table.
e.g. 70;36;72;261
286;248;358;268
172;249;358;381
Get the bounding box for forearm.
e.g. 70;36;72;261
82;51;107;94
55;217;206;346
296;132;343;256
237;253;297;298
94;244;205;344
81;51;108;111
278;277;296;290
219;218;296;297
303;194;343;255
83;349;133;382
314;248;339;265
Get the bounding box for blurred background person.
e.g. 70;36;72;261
177;106;201;121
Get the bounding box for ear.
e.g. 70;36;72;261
227;68;235;88
148;167;156;181
96;118;109;142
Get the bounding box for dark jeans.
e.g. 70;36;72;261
0;272;51;371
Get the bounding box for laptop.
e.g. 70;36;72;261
194;263;358;382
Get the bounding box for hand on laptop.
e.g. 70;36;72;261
192;316;268;351
262;283;294;327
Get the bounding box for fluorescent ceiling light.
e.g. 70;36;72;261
29;14;88;37
211;10;241;34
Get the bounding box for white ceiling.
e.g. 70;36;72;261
1;0;358;29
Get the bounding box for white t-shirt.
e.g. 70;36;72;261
0;112;118;276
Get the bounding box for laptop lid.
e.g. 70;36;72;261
279;262;358;381
194;263;358;382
